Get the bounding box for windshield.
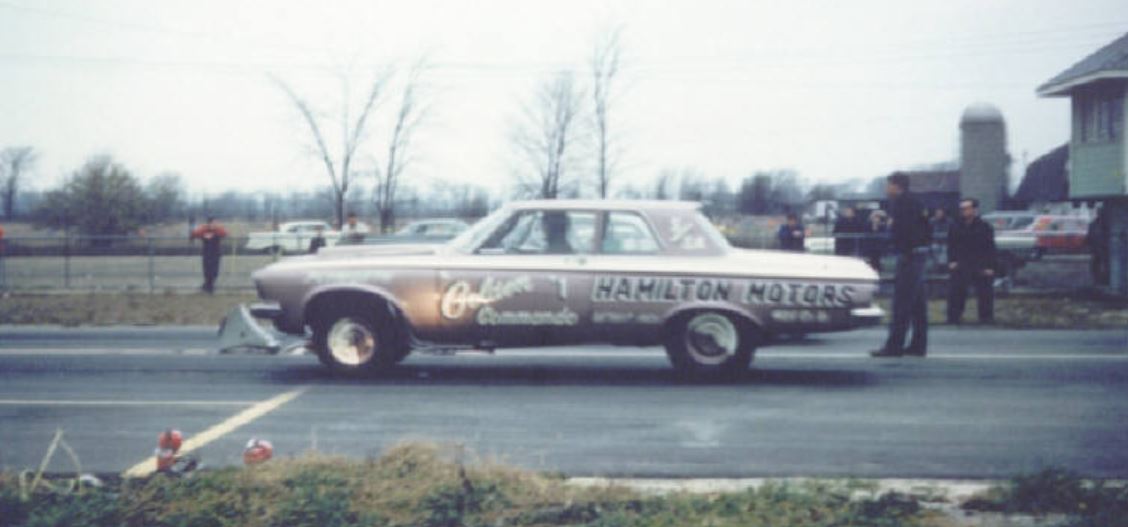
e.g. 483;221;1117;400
446;207;512;253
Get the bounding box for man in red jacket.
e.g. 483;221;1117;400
190;217;228;294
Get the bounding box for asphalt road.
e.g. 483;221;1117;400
1;326;1126;479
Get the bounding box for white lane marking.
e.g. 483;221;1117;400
568;477;999;499
0;348;214;356
0;399;255;406
489;350;1128;361
121;386;307;478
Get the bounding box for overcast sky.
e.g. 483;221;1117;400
1;0;1125;199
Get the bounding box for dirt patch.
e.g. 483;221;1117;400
1;443;937;527
0;292;257;326
873;294;1128;330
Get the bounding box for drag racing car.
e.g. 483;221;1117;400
245;200;883;374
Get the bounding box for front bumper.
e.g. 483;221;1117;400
849;306;885;327
249;302;284;320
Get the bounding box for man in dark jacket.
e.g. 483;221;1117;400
777;214;806;252
872;174;931;358
947;198;996;324
862;210;888;271
1087;206;1110;286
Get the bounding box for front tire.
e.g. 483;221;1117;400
664;311;757;376
311;305;407;373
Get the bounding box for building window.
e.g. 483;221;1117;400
1080;94;1124;143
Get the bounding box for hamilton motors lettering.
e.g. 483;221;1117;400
592;276;856;308
743;281;854;308
592;276;733;303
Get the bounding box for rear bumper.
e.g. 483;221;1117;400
849;306;885;327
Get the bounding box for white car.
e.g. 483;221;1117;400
247;200;882;375
245;221;338;254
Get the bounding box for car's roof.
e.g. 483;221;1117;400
406;219;468;225
506;199;701;211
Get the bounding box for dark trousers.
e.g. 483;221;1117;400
883;251;927;352
202;254;220;293
947;270;993;323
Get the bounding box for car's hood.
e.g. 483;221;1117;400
721;248;878;281
314;243;444;258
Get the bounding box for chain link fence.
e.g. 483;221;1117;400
0;230;1077;293
0;236;279;292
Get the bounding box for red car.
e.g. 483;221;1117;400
984;213;1091;256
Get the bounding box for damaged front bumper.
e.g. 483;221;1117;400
217;304;283;353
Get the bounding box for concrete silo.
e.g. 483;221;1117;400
959;103;1010;213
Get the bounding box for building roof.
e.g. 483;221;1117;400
889;170;960;194
1038;32;1128;96
1013;144;1069;205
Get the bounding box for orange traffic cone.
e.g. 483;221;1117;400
155;448;177;472
158;429;183;453
243;438;273;465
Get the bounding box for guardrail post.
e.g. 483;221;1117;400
147;236;155;294
63;235;71;289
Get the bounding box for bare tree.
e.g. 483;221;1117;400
590;27;623;198
512;71;584;199
272;73;389;227
375;63;431;233
1;146;37;220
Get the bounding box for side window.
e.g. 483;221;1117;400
479;210;596;254
602;212;660;254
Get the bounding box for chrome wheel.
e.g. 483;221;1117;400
327;317;377;367
683;313;738;366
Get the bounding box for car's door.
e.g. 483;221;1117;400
583;210;669;344
436;209;598;347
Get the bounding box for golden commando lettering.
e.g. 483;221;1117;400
591;276;855;308
440;276;534;319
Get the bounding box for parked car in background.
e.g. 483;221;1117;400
245;221;337;254
984;212;1091;257
394;219;470;240
246;200;882;375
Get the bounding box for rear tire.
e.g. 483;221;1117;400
310;303;408;373
664;311;757;376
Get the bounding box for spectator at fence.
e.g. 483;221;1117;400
309;225;327;254
862;210;888;271
833;206;863;256
190;217;228;294
1087;206;1110;286
777;214;806;252
946;198;996;324
340;212;369;244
